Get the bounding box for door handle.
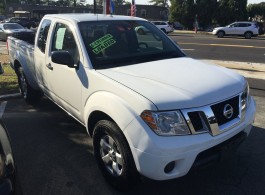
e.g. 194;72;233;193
46;63;53;70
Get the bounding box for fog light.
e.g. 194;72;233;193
164;161;175;173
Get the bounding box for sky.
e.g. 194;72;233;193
86;0;264;5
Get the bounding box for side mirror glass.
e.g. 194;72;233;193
51;51;76;68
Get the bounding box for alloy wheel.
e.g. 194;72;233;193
99;135;123;176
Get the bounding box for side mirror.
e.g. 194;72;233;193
0;62;4;75
51;51;76;68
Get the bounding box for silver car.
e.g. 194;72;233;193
0;23;35;41
151;21;174;34
212;21;259;39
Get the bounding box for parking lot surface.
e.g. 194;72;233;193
0;93;264;195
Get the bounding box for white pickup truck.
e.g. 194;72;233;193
8;14;256;189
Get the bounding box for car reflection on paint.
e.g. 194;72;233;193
0;23;35;42
135;26;150;35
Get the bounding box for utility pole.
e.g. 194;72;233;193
94;0;96;13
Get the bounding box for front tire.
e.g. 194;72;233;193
217;31;224;38
93;120;138;190
245;32;252;39
17;67;42;104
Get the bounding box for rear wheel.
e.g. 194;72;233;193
17;67;42;104
217;31;224;38
161;28;167;34
93;120;139;190
244;32;252;39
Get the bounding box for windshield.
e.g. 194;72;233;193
3;23;24;30
78;20;185;69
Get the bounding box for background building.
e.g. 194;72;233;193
4;3;169;21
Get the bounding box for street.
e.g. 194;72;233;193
169;33;265;63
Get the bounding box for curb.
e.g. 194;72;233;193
0;93;21;100
202;60;265;91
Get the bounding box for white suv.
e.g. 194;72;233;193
212;21;259;39
152;21;174;34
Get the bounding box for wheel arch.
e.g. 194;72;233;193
244;31;253;34
84;91;141;137
12;54;39;91
244;31;253;36
217;30;225;35
87;110;114;136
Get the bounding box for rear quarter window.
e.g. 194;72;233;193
37;19;51;53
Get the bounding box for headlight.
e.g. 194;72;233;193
241;81;250;111
140;110;190;136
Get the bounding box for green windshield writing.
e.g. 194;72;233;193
90;34;116;54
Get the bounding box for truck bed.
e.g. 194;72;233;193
11;33;35;45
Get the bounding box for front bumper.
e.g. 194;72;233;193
212;30;218;35
124;97;256;180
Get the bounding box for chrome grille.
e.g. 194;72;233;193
211;96;239;126
182;94;245;136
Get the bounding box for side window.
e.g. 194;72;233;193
51;23;79;64
238;23;247;27
230;23;238;27
37;19;51;53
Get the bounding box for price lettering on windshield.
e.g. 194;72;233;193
90;34;116;54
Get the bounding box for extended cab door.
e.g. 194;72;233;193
34;19;52;91
45;22;82;114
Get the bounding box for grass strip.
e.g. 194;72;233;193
0;63;19;95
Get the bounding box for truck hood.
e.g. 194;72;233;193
97;57;245;110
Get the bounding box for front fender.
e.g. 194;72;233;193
83;91;141;134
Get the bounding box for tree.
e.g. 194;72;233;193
247;2;265;21
0;0;5;15
217;0;247;26
194;0;218;28
169;0;196;29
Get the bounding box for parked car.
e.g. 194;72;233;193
0;119;22;195
151;21;174;34
212;21;259;39
5;17;37;29
0;23;35;43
